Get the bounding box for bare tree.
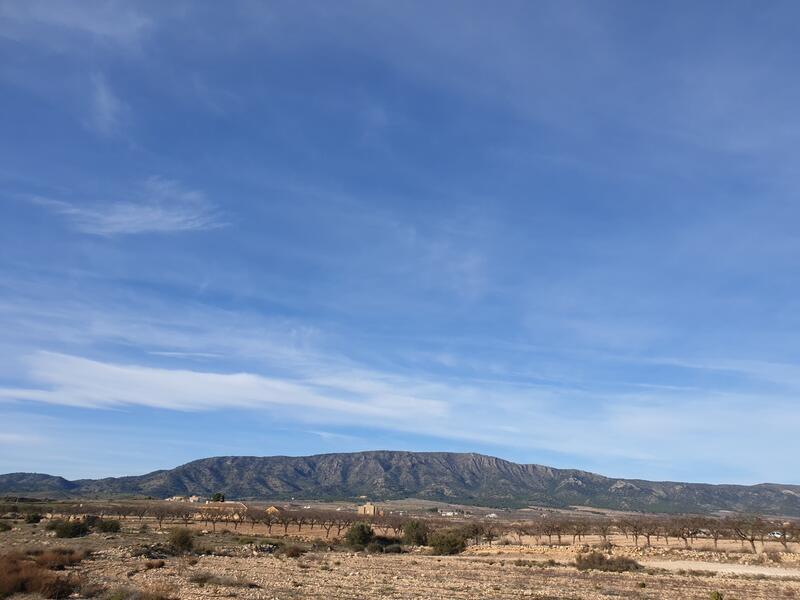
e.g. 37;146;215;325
731;516;767;553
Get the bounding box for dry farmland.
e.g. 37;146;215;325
2;500;800;599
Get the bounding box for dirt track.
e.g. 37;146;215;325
642;558;800;577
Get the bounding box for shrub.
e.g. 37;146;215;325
0;553;80;599
429;529;468;555
168;528;193;553
575;552;641;572
83;515;102;528
594;540;613;552
310;538;331;551
345;522;374;549
52;520;89;538
31;548;87;570
0;522;10;533
709;592;724;600
188;572;258;588
280;544;306;558
402;520;429;546
97;519;121;533
105;585;177;600
366;541;384;553
24;513;42;524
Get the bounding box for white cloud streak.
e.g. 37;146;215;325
3;347;800;484
88;75;123;135
0;1;151;45
0;432;42;445
0;352;448;422
32;177;223;235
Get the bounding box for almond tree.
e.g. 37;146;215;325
730;516;767;553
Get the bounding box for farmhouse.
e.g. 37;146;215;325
357;502;384;517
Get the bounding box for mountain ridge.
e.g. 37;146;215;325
2;451;799;515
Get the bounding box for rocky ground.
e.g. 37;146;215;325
3;520;800;599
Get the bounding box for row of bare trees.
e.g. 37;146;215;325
496;515;800;552
2;500;798;551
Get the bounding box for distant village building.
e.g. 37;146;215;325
265;505;282;515
357;502;383;517
166;495;201;503
196;501;248;522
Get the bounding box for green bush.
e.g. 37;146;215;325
428;529;468;555
365;541;384;553
345;522;374;549
52;520;89;538
97;519;121;533
83;515;102;528
709;593;724;600
24;513;42;524
575;552;641;572
168;528;194;553
0;522;11;532
402;520;429;545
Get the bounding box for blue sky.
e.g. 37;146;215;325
2;1;800;485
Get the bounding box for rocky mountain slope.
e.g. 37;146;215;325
2;451;799;515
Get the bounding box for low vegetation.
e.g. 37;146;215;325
168;528;193;553
105;585;176;600
575;551;642;572
0;551;84;599
279;544;307;558
188;572;259;588
345;522;374;549
97;519;122;533
46;519;90;538
429;528;469;555
402;519;429;545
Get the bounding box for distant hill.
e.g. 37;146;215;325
2;451;800;515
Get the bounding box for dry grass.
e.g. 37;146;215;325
0;552;81;599
105;584;177;600
280;544;307;558
28;547;89;570
575;551;642;572
187;571;259;588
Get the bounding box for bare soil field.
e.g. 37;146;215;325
3;517;800;600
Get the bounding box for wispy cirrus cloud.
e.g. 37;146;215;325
32;177;224;235
87;74;124;136
0;432;42;445
0;0;152;46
